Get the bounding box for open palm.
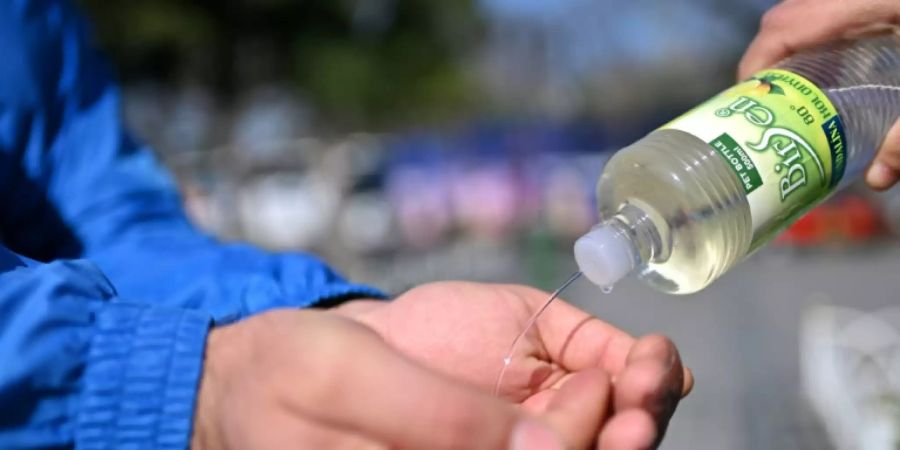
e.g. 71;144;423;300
342;281;693;449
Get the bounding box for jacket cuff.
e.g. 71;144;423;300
76;302;211;449
304;283;388;309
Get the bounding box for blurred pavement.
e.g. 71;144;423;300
565;246;900;450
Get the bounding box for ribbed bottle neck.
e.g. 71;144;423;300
602;203;662;273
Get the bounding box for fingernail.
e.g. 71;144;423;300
510;420;564;450
867;162;896;188
682;368;695;397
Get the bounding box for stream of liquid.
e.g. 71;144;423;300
492;270;588;396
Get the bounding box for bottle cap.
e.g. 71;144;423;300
574;224;636;288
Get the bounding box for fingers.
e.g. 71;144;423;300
612;336;687;446
521;389;557;414
514;284;635;376
737;0;900;79
867;118;900;190
542;368;612;450
286;314;522;450
597;409;657;450
516;285;692;398
738;0;900;191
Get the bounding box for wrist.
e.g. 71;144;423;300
330;299;386;319
191;325;240;449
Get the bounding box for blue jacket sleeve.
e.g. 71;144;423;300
0;0;384;325
0;246;210;449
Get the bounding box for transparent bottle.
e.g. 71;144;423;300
574;33;900;294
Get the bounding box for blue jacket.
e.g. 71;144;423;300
0;1;383;448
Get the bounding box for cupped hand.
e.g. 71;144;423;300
738;0;900;190
339;281;693;449
192;308;613;450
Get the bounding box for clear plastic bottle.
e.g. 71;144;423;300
574;33;900;294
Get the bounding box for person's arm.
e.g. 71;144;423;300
738;0;900;190
1;246;603;450
0;0;383;324
0;247;210;448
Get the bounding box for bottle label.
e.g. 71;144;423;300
661;69;847;246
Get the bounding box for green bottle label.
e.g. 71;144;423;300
661;69;848;246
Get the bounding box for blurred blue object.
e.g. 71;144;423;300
0;1;382;448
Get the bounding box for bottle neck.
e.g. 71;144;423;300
601;203;662;272
574;203;664;288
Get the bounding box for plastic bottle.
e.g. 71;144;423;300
574;33;900;294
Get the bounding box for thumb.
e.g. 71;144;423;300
866;118;900;190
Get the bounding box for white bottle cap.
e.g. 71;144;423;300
574;224;636;288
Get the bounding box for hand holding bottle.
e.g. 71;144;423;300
738;0;900;190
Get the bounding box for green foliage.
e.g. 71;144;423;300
76;0;484;128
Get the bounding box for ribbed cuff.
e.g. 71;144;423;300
76;302;211;449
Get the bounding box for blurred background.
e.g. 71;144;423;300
77;0;900;448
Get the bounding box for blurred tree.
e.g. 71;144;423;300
77;0;484;129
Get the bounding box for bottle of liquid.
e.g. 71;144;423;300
574;33;900;294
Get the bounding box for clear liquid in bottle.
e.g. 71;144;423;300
575;34;900;294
